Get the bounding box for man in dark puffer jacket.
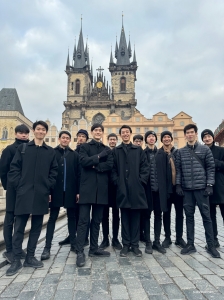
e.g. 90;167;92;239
176;124;220;258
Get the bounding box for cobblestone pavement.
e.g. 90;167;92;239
1;207;224;299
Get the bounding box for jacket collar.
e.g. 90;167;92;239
14;138;29;147
187;141;198;149
28;139;48;149
55;145;73;152
89;139;105;147
117;142;138;149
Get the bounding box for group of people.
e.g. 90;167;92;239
0;120;224;276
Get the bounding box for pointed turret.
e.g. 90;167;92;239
73;27;86;69
128;37;132;58
73;39;76;61
116;24;130;65
133;49;137;64
115;39;118;59
110;47;114;64
66;50;70;74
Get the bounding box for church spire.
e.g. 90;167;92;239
110;46;114;64
73;38;76;61
116;15;130;65
128;35;132;58
73;17;86;69
66;49;70;74
133;48;137;64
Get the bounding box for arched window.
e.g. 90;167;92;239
2;127;8;140
120;77;126;92
75;79;80;94
71;82;74;90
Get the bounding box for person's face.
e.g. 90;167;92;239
108;137;117;148
185;128;197;143
77;133;87;145
59;134;71;147
15;132;29;140
133;139;143;147
147;134;156;145
92;127;103;141
203;134;214;146
120;128;131;143
33;125;47;140
162;135;172;146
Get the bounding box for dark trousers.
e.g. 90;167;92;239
76;205;90;241
13;214;44;259
210;203;224;240
120;208;140;248
45;207;76;248
76;204;104;253
102;205;120;240
3;211;15;253
163;192;184;239
183;189;214;247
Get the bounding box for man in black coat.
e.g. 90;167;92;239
160;131;186;249
201;129;224;248
76;123;113;267
41;131;80;260
0;124;30;264
112;125;149;258
6;121;58;276
143;131;169;255
133;134;144;147
176;124;220;258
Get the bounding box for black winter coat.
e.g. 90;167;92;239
176;142;215;190
8;140;58;215
50;146;80;208
209;143;224;204
0;139;29;212
111;143;149;209
79;140;113;205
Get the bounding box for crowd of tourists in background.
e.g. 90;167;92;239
0;120;224;276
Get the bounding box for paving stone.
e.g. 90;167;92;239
141;279;164;295
42;274;60;285
154;273;173;284
202;293;224;300
203;274;224;286
22;278;43;291
173;276;195;289
108;270;123;284
64;264;77;274
73;290;92;300
92;280;108;294
17;291;37;300
57;280;74;289
164;267;183;277
183;289;206;300
75;279;92;291
110;284;129;299
35;284;57;300
182;270;202;280
0;282;24;297
162;283;184;299
194;279;217;293
91;294;111;300
54;288;74;300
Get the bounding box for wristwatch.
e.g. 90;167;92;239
207;184;213;187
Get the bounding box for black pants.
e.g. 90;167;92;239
120;208;140;248
76;205;90;241
45;207;76;248
163;192;184;239
13;214;44;259
210;203;224;240
76;204;104;253
102;205;120;240
3;211;15;253
183;189;214;247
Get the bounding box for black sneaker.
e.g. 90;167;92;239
21;249;27;259
3;251;14;264
180;244;196;255
145;242;153;254
120;246;129;257
214;238;220;248
84;238;89;247
89;249;110;257
99;239;110;250
76;252;85;267
175;238;187;249
6;260;22;276
131;247;142;257
23;256;44;268
162;237;172;248
58;236;70;246
41;248;50;261
206;246;221;258
112;239;122;250
152;241;166;254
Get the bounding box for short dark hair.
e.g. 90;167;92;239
91;123;104;132
133;134;143;142
107;133;118;140
59;130;71;138
119;125;132;135
184;124;198;134
15;124;30;134
33;120;48;132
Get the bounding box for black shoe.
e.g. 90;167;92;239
70;245;77;253
3;251;14;264
180;244;197;255
206;246;221;258
214;238;220;248
84;238;89;247
99;239;110;250
41;248;50;260
131;247;142;257
21;249;27;259
76;252;85;267
23;256;44;268
89;249;110;257
162;237;172;248
145;242;153;254
175;238;187;249
6;260;22;276
120;246;129;257
112;239;122;250
152;241;166;254
58;236;70;246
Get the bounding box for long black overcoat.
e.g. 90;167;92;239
50;146;80;208
209;143;224;204
78;139;113;205
111;143;149;209
7;140;58;215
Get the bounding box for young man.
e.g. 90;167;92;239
160;131;186;249
41;131;80;260
143;131;169;254
6;121;58;276
99;133;122;251
176;124;220;258
133;134;144;147
0;124;30;263
112;125;149;257
76;123;113;267
201;129;224;248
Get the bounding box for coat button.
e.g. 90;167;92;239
62;164;64;166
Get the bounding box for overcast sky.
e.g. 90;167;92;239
1;0;224;135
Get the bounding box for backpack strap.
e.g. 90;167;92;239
186;146;205;170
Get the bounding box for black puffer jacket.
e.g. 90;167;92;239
176;142;215;190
